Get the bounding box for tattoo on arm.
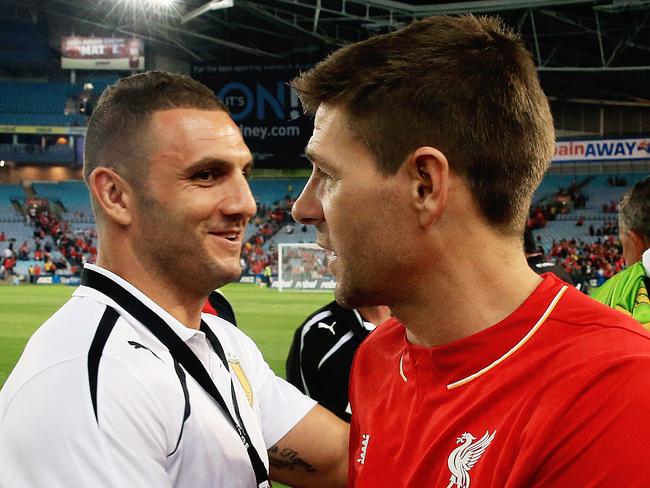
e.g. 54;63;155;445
268;444;316;473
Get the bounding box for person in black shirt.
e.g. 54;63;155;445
286;301;390;421
203;289;238;326
524;228;575;285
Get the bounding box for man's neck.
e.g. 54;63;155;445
392;243;543;348
96;253;205;330
357;305;392;326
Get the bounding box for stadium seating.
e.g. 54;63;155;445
0;79;84;162
0;82;82;115
0;183;24;203
582;174;645;210
532;174;582;203
32;181;93;222
0;221;32;240
0;184;24;223
263;224;316;250
533;173;646;251
0;143;75;164
248;178;306;206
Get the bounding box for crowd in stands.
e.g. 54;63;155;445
1;242;16;280
240;194;297;276
588;220;619;236
1;204;96;281
602;201;619;213
528;204;557;229
547;237;625;287
528;180;591;230
607;176;628;187
525;176;631;288
558;181;589;209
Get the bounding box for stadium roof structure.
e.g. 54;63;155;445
2;0;650;103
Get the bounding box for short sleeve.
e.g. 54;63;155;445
226;326;317;447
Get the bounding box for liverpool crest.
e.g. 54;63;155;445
446;430;495;488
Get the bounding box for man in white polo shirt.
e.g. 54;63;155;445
0;71;348;487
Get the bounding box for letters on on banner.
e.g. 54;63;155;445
554;137;650;163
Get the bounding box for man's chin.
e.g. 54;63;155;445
221;264;243;284
334;283;370;310
202;262;242;290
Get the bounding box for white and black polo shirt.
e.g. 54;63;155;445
0;263;316;487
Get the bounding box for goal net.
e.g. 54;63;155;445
277;243;336;291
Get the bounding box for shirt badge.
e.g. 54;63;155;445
446;430;495;488
227;357;253;406
356;434;370;465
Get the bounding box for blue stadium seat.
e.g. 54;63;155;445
248;178;307;206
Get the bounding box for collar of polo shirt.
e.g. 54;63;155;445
75;263;199;343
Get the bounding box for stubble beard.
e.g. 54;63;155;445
335;261;377;309
132;194;240;297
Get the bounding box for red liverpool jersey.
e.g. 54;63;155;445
349;273;650;487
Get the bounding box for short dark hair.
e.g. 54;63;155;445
291;15;555;234
83;71;227;190
619;176;650;240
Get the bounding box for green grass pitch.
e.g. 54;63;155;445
0;283;333;387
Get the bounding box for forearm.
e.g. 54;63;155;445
268;405;349;488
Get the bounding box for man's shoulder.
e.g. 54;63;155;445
296;301;343;335
14;296;112;366
556;284;649;337
299;301;372;343
0;297;183;421
298;300;339;326
540;285;650;372
11;296;176;381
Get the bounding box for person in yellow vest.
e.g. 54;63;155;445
263;264;272;287
591;176;650;328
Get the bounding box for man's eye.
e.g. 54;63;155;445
316;167;331;179
193;169;223;181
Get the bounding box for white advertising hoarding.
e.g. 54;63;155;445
61;37;144;70
553;137;650;163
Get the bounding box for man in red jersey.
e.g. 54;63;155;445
290;15;650;488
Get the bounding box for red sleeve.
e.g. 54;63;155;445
531;357;650;486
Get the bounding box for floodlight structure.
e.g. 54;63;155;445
181;0;234;24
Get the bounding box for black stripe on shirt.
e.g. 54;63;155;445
87;306;119;423
169;360;191;457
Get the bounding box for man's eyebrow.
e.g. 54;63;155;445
304;147;331;168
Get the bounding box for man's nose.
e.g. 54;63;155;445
292;176;323;226
223;174;257;220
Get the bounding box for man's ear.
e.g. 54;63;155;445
405;146;449;228
628;229;649;264
88;167;134;227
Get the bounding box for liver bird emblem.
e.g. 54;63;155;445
446;430;496;488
